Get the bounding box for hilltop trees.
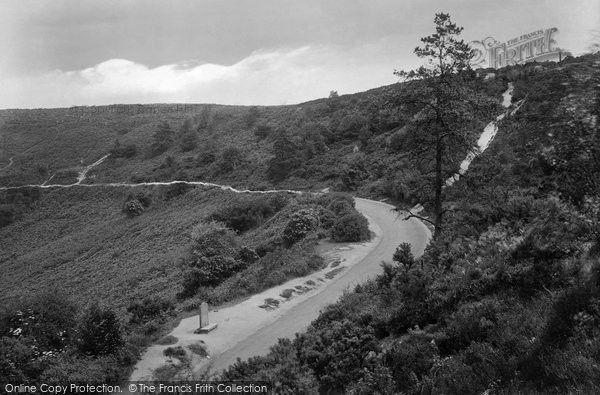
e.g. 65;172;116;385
394;13;496;234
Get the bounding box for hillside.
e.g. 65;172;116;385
1;51;599;391
220;53;600;393
0;73;506;195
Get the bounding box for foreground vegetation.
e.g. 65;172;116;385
0;184;368;383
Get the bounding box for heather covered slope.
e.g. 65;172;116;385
0;73;507;195
1;52;599;389
0;181;369;382
220;54;600;393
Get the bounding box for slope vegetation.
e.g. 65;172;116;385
221;54;600;393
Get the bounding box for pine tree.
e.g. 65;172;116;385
394;13;496;234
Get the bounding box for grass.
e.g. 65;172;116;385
163;346;187;361
259;298;280;309
187;342;208;358
325;267;345;279
0;186;350;317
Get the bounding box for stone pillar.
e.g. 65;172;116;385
196;302;218;333
199;302;209;328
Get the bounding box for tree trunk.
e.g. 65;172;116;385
434;124;443;235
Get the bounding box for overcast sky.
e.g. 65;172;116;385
1;0;598;109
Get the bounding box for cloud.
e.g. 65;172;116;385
0;40;409;109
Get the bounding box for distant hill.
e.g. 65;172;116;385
0;71;505;196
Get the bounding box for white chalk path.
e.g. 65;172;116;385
446;83;524;186
0;154;306;195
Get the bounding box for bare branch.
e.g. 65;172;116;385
393;208;436;226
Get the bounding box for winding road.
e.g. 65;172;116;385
207;198;430;374
128;197;431;381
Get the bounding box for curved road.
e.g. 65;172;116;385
206;197;430;374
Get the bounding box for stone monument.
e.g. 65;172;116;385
196;302;218;333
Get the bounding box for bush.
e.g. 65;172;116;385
76;304;123;357
238;246;259;264
126;191;152;208
218;147;244;173
209;195;288;233
123;199;144;218
393;242;415;269
188;342;208;357
331;212;370;242
318;208;336;229
327;199;354;216
0;291;78;354
181;222;246;295
163;346;186;361
283;209;320;245
127;297;174;324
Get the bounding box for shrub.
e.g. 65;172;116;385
327;200;354;216
317;208;336;229
218;147;244;173
127;191;152;208
238;246;259;264
0;291;77;354
331;212;370;242
181;222;246;295
127;297;174;324
283;209;320;245
187;342;208;357
123;199;144;218
209;195;288;233
76;304;123;357
153;363;180;380
393;243;415;269
163;346;186;361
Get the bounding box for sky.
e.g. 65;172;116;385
1;0;598;109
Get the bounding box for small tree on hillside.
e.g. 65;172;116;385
181;222;246;296
394;12;497;234
76;304;123;356
151;121;174;156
